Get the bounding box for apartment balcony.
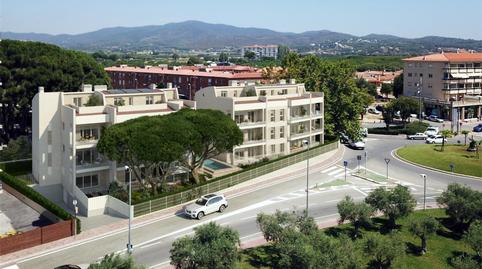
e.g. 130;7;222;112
237;120;266;129
236;139;266;149
76;137;98;149
289;130;312;140
76;158;110;173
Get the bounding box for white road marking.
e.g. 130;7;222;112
287;192;305;197
140;241;163;249
322;166;339;173
150;260;170;269
328;168;344;176
240;232;263;240
240;215;257;221
314;213;339;220
351;186;368;196
333;172;346;178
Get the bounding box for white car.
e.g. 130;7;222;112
424;127;439;136
426;135;447;144
349;140;365;150
428;115;444;123
184;193;228;219
407;133;428;140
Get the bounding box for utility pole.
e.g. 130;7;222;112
420;174;427;210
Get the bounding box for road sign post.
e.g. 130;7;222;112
384;158;390;180
343;161;348;181
357;155;362;173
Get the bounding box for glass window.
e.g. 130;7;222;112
83;175;92;188
76;177;83;188
47;153;52;167
47;130;52;144
129;97;133;105
271;144;276;153
73;97;82;107
91;175;99;186
146;96;154;104
280;110;284;121
407;73;412;77
280;143;285;152
270;110;275;122
221;91;227;97
428;74;433;78
270;127;275;139
280;127;284;138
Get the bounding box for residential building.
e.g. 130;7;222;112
241;45;279;59
195;80;324;165
356;70;403;88
403;51;482;130
105;65;263;100
32;84;195;216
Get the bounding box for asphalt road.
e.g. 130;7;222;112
11;135;481;269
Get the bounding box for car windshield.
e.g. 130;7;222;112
195;198;208;206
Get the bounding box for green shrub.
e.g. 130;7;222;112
0;172;80;232
0;159;32;176
368;128;401;135
404;122;430;135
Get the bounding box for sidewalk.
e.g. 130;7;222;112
0;144;344;267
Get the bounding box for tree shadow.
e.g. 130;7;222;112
436;217;464;240
406;242;422;256
371;217;400;234
242;245;275;268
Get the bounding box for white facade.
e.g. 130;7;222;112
195;80;324;165
32;84;196;216
242;45;279;59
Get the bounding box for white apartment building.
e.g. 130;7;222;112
403;51;482;130
241;45;279;59
32;84;195;217
195;80;324;165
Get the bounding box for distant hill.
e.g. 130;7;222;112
2;20;481;54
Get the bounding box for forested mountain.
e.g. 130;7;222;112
0;40;110;143
2;20;481;53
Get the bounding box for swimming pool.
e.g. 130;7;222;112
203;159;230;170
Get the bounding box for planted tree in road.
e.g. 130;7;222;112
440;129;453;152
382;104;395;130
464;221;482;259
88;253;145;269
436;183;482;228
170;222;240;269
364;233;405;269
337;196;375;238
176;109;243;183
365;185;416;228
408;216;439;254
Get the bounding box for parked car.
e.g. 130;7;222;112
349;139;365;150
184;193;228;220
473;123;482;132
424;127;439;136
426;135;447;144
360;127;368;137
428;115;444;123
407;133;428;140
368;108;381;115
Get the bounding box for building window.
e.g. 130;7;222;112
221;91;227;97
280;110;284;121
47;153;52;167
73;97;82;107
428;83;433;88
270;110;275;122
260;90;266;96
146;96;154;104
428;74;433;78
419;73;423;77
76;174;99;189
271;144;276;154
408;82;412;87
270;127;275;139
280;143;284;152
47;130;52;145
279;127;284;138
233;91;237;97
407;73;412;77
129;97;133;105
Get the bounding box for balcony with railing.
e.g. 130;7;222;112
76;149;109;172
235;110;265;128
76;128;100;148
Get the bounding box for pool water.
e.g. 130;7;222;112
203;159;230;170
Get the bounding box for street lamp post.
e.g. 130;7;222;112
364;151;368;174
125;166;133;254
72;199;78;237
420;174;427;210
343;161;348;181
303;139;310;217
384;158;390;180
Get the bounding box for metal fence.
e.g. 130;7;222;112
133;141;339;217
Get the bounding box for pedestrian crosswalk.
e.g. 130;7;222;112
322;166;347;179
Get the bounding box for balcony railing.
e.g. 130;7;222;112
237;120;265;127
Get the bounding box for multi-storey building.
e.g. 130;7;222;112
195;80;324;165
403;52;482;130
241;45;279;59
105;65;263;100
32;84;195;216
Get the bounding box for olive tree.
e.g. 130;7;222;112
364;233;405;268
337;196;374;238
436;183;482;228
409;216;439;254
464;221;482;259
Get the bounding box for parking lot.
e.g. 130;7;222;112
0;190;52;235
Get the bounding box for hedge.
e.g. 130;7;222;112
368;122;430;136
0;159;32;176
132;139;339;205
0;171;80;233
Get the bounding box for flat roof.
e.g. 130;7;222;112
102;88;166;95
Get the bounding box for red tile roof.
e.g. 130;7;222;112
403;52;482;62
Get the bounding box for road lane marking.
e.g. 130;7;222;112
140;241;163;249
333;172;346;178
150;260;170;269
240;232;263;240
322;166;338;173
314;213;339;220
240;215;257;221
328;168;344;176
351;186;368;196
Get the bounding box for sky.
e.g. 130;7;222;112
1;0;482;39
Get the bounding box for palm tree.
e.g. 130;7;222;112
461;130;470;145
440;130;453;152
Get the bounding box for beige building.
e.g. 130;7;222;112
195;80;324;165
32;84;195;216
241;45;279;59
403;52;482;129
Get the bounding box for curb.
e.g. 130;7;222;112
351;173;389;185
392;147;482;181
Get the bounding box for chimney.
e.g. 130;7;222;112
38;86;44;93
279;79;286;85
82;84;93;92
166;82;173;88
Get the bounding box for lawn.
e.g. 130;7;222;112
237;209;474;269
397;144;482;178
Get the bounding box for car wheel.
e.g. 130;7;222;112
219;205;226;213
197;211;204;220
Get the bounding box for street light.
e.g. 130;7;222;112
72;199;78;237
302;139;310;217
384;158;390;180
125;165;133;254
420;174;427;210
